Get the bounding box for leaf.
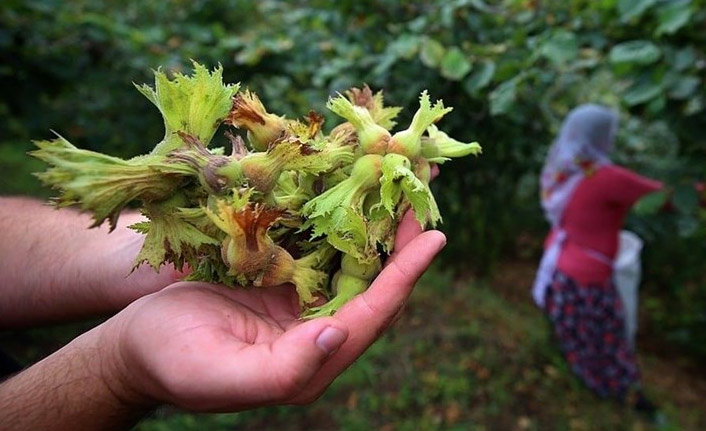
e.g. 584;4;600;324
468;0;493;12
673;185;699;214
684;96;704;115
388;34;421;59
401;173;441;227
373;35;421;75
378;154;439;227
31;136;188;229
420;38;445;68
634;190;669;215
424;124;482;163
673;47;695;71
489;79;517;116
135;62;239;154
609;40;661;65
655;1;692;36
132;211;220;270
622;80;663;106
440;47;472;81
677;215;699;237
668;76;699;100
540;31;578;66
378;155;440;227
327;208;369;256
379;168;404;215
366;214;395;254
617;0;658;22
463;61;496;94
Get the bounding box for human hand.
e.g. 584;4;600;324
97;163;440;309
430;163;440;180
99;211;446;412
0;198;185;327
84;211;186;304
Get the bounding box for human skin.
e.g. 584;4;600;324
0;197;183;327
0;200;446;431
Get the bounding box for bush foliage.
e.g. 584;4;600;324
1;0;704;355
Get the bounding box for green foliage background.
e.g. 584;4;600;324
1;0;705;356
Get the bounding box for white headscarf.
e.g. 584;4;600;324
532;104;619;307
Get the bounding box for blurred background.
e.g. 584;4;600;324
1;0;704;429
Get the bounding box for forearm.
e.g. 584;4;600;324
0;324;153;431
0;197;171;327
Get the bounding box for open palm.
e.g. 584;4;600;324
108;212;446;412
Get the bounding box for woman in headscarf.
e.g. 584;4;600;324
532;104;663;412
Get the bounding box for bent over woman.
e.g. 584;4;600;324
532;105;662;410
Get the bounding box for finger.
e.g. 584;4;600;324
237;317;348;402
290;230;445;402
430;163;440;180
359;230;446;321
392;210;424;253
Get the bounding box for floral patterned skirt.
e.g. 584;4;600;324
545;270;641;399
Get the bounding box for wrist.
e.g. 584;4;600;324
0;317;156;431
77;211;180;310
94;311;159;411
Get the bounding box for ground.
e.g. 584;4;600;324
1;259;704;431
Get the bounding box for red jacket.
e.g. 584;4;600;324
546;165;663;285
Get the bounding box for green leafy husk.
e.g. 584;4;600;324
31;62;482;316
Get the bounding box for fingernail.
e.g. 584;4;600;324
432;231;447;251
315;326;347;355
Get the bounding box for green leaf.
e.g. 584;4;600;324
389;34;421;59
401;173;441;227
463;61;496;95
617;0;658;22
135;62;239;154
609;40;661;65
673;185;699;214
540;31;578;66
677;215;699;237
378;154;440;227
622;80;663;106
646;95;666;114
320;207;369;260
366;214;395;254
673;47;695;71
132;210;220;270
423;125;482;163
440;47;472;81
31;136;190;229
468;0;493;12
634;190;669;215
489;79;517;116
668;76;700;100
655;1;692;36
684;96;704;115
420;38;445;68
379;158;405;214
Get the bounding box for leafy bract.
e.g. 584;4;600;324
31;135;192;229
32;62;481;316
423;125;482;163
378;153;441;227
388;90;453;157
136;62;239;154
344;85;403;130
131;205;220;271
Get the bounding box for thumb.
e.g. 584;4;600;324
264;318;349;398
